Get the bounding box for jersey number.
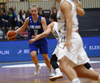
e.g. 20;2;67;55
34;30;38;35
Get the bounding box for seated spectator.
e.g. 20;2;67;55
18;9;27;27
52;8;57;14
0;4;5;13
8;8;18;30
2;11;10;34
0;27;3;39
52;3;57;12
20;29;28;39
26;8;31;17
50;3;57;15
38;7;44;17
0;9;3;28
12;6;18;18
14;26;21;39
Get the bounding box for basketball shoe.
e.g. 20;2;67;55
34;65;41;76
49;68;63;81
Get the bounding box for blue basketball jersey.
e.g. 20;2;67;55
28;15;48;53
28;15;46;41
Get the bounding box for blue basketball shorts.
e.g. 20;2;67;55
29;39;48;54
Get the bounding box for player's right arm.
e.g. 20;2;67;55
15;17;29;34
28;22;54;44
60;1;72;51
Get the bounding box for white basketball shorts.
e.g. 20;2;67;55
56;32;90;66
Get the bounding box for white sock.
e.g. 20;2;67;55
72;78;81;83
55;68;61;72
49;67;53;72
36;64;39;67
89;67;94;71
55;68;62;74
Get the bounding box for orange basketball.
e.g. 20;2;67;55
6;30;17;41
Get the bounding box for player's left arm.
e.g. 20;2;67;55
41;17;48;31
74;0;85;16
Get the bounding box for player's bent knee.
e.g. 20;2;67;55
31;55;37;59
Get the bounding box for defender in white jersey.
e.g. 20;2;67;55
55;0;100;83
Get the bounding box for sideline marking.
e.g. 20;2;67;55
1;61;100;68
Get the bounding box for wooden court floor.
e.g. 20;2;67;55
0;65;100;83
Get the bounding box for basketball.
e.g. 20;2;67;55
6;30;17;41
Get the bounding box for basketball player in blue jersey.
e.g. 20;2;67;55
15;4;54;76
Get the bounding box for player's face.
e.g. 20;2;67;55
31;7;38;16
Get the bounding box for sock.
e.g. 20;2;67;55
89;67;94;71
72;78;81;83
36;64;39;67
55;68;62;74
49;67;53;72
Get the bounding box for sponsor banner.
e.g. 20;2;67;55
0;37;100;62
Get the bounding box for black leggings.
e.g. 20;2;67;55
50;54;59;70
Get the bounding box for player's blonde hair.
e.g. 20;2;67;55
30;4;38;10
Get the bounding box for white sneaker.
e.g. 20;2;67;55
49;72;63;81
34;65;41;76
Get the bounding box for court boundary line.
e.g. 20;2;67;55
1;61;100;68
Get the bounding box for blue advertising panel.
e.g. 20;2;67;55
0;36;100;62
82;37;100;57
0;39;57;62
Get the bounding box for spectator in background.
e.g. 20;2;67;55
0;9;3;28
0;27;3;39
52;8;57;14
20;28;28;39
14;26;21;39
38;7;44;17
26;8;31;30
26;8;31;17
8;8;18;30
49;3;57;24
18;9;27;27
2;11;10;34
12;6;18;18
50;3;57;15
0;4;5;13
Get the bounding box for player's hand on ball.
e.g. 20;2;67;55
6;30;17;41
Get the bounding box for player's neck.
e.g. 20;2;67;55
32;15;38;23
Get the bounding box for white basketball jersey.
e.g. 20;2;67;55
57;0;79;42
51;22;59;42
